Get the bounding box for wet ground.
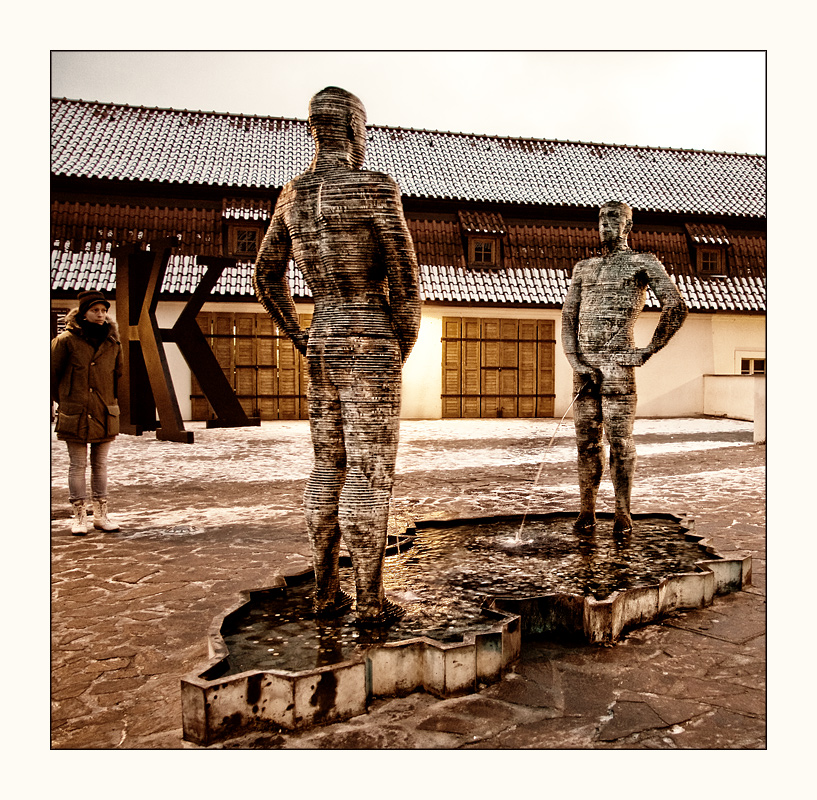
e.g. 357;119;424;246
51;416;766;750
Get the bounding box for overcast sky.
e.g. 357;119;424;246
50;51;766;155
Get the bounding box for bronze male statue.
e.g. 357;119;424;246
253;87;421;624
561;201;687;533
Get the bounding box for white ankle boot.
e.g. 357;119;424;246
92;498;120;532
70;499;88;535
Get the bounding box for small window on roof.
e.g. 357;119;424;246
468;237;499;267
698;248;722;274
228;225;262;258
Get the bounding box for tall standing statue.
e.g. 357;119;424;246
253;87;421;625
561;201;687;534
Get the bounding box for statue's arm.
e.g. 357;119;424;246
252;196;308;355
561;263;592;375
638;253;688;362
373;176;421;362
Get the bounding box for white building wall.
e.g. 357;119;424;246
703;374;763;420
155;302;191;420
55;299;764;422
629;311;712;418
711;313;766;374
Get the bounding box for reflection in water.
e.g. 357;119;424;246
394;517;705;604
220;516;715;675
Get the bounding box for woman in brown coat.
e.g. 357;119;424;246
51;290;123;535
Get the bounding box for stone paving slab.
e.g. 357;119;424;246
50;417;767;749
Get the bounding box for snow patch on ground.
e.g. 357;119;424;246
50;417;755;489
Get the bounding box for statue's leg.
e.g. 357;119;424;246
572;376;603;531
602;393;638;534
304;353;351;615
331;338;403;623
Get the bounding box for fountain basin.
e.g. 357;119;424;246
181;567;520;746
181;511;750;745
398;512;752;644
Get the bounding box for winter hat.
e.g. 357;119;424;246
77;290;110;318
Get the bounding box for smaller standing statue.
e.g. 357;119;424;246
253;87;421;625
561;201;688;533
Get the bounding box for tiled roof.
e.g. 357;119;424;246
458;211;507;235
51;248;262;298
51;200;222;256
684;222;730;245
51;246;765;314
222;198;272;222
409;219;766;282
52;98;765;218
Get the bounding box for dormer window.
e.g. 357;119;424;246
222;198;272;259
224;224;265;258
698;248;722;274
471;238;497;266
233;227;260;257
685;223;730;277
459;210;506;269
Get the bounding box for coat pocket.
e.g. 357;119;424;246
106;404;120;437
56;410;81;437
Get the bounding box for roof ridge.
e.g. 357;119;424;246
51;97;764;159
368;122;765;158
51;96;306;127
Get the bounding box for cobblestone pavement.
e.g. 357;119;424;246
50;417;766;750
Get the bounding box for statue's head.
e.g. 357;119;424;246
598;200;633;249
308;87;367;168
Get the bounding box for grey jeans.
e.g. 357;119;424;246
66;440;113;502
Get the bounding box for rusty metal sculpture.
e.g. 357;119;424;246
562;201;688;533
114;239;258;443
253;87;421;624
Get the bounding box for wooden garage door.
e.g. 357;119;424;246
442;317;555;418
191;311;311;420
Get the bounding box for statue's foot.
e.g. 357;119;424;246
355;598;405;627
574;513;596;532
314;590;354;618
613;513;633;535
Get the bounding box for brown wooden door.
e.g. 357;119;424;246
441;316;555;418
191;311;310;420
441;317;463;418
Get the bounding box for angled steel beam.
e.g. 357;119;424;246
161;256;260;429
115;238;193;442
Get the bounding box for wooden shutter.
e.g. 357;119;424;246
497;318;519;418
191;310;310;421
256;314;278;419
441;317;462;418
537;320;556;417
518;319;538;418
234;313;257;416
461;318;481;418
212;312;235;378
298;313;312;418
439;315;556;420
190;312;213;419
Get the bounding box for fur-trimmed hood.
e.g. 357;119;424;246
63;307;121;342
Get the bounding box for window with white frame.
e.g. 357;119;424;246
736;351;765;375
740;357;765;375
